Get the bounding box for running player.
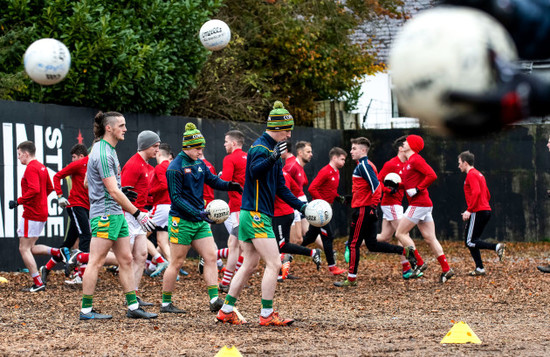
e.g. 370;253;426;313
376;136;418;279
80;111;157;320
218;130;247;292
121;130;161;306
149;143;172;264
42;143;90;285
160;123;242;314
302;147;347;276
216;101;306;326
394;135;454;283
9;141;61;292
335;137;417;287
458;150;505;275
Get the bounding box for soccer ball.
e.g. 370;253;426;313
389;7;517;130
206;199;230;224
383;173;401;188
305;199;333;228
199;19;231;51
24;38;71;85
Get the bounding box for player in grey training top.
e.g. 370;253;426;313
79;111;157;321
88;139;123;219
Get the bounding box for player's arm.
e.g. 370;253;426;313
414;160;437;191
358;160;380;193
53;160;77;196
465;174;481;212
249;141;287;179
17;167;40;205
103;176;140;213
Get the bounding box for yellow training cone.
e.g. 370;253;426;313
440;321;481;344
0;277;8;284
215;345;243;357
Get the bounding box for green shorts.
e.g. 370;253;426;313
168;215;212;245
91;214;129;241
238;210;275;243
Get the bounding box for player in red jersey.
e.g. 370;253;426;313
9;141;59;292
121;130;160;305
458;151;505;276
146;143;173;277
376;136;419;279
335;137;417;287
39;144;90;285
218;130;247;292
395;135;454;283
302;147;347;276
284;141;313;245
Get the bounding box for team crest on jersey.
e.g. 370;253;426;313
184;168;191;173
198;167;203;172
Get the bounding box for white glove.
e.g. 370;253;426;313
133;210;156;232
58;196;69;209
406;188;418;197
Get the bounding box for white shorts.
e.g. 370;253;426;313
224;211;240;236
404;206;434;224
293;195;308;223
17;218;46;238
150;204;170;228
381;205;404;221
124;211;146;244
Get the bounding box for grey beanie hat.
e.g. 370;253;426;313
137;130;160;151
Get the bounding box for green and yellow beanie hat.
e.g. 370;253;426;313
267;101;294;131
182;122;205;149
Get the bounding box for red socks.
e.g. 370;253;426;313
77;252;89;264
437;254;450;272
414;250;424;266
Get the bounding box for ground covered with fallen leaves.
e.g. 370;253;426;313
1;239;550;356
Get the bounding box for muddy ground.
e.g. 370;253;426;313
1;239;550;356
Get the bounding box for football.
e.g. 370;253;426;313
383;172;401;188
199;19;231;51
305;199;333;228
24;38;71;85
206;199;230;224
389;7;517;131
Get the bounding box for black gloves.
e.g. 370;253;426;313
270;141;288;162
444;51;550;137
8;200;17;209
199;210;214;224
228;181;243;194
121;186;138;202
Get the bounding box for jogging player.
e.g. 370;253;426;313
458;150;505;275
394;135;454;283
335;137;417;287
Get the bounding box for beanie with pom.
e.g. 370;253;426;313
406;134;424;153
267;101;294;131
182;123;205;149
